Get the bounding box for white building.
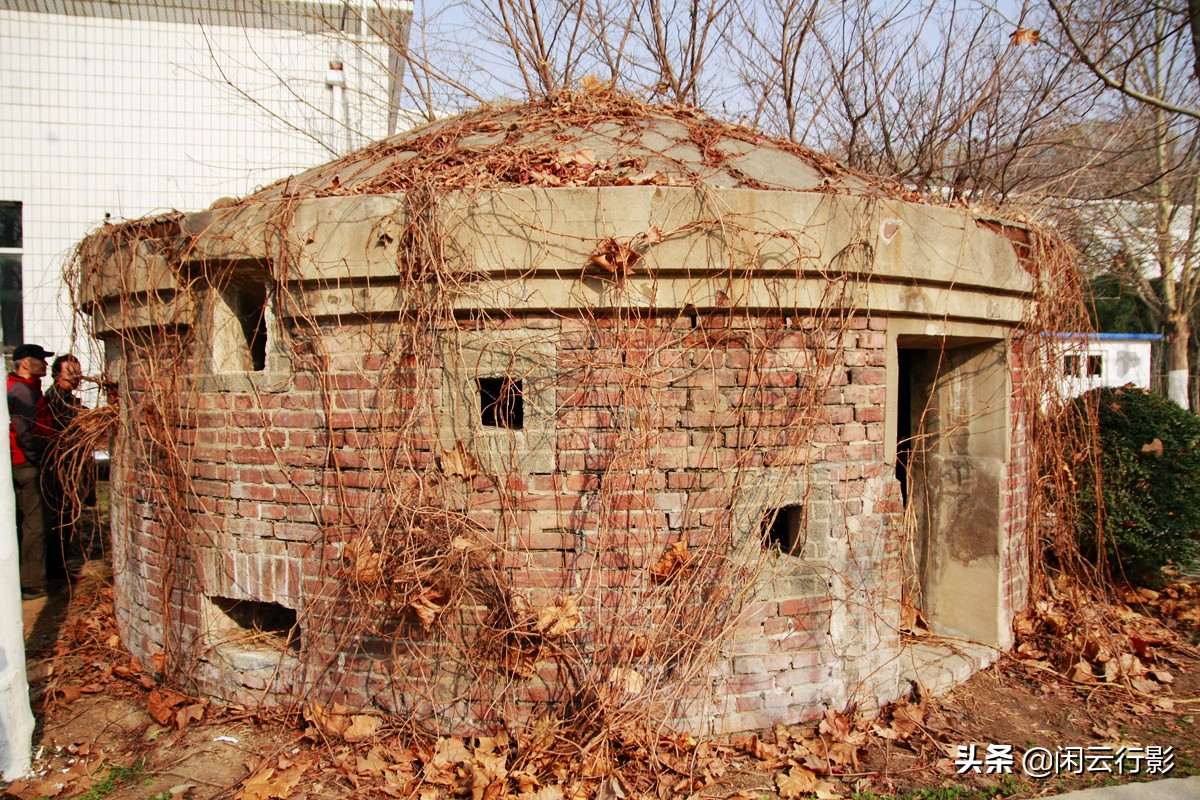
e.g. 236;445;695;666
0;0;413;381
1054;332;1161;398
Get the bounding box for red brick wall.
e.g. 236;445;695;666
107;309;1027;733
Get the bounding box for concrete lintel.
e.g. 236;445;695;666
79;237;184;306
276;272;1026;325
91;290;195;335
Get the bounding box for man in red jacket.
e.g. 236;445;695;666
8;343;53;599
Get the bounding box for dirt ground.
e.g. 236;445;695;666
5;566;1198;800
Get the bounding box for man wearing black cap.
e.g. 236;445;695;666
8;343;53;599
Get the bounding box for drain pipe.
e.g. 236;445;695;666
0;394;34;778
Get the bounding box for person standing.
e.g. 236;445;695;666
8;343;53;599
42;354;89;582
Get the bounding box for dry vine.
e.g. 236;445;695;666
57;89;1128;796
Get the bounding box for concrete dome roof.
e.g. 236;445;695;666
247;94;887;202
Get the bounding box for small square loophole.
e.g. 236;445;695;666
762;505;805;556
209;596;299;652
478;376;523;429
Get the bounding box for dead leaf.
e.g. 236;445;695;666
502;643;542;677
890;703;923;739
648;539;688;584
520;786;564;800
27;661;54;683
7;778;71;799
819;708;853;741
344;714;383;742
432;736;473;768
476;732;510;755
1015;641;1045;659
776;766;819;799
1127;587;1161;604
605;666;645;702
587;238;641;279
1148;669;1174;684
536;595;581;637
1069;661;1096;684
731;733;778;761
1130;677;1159;693
148;688;189;725
441;441;478;479
56;685;83;704
357;746;389;775
899;600;927;634
594;775;626;800
304;701;350;739
175;701;206;729
345;536;383;584
827;741;860;769
1010;28;1040;46
236;759;309;800
410;588;446;629
1141;438;1165;458
1118;653;1146;677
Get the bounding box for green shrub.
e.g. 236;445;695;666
1073;386;1200;584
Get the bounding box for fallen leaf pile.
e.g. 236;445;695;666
1126;581;1200;631
1011;576;1185;700
30;574;157;716
304;701;384;743
26;549;1200;800
148;687;208;730
724;710;875;799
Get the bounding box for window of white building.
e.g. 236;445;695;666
0;202;23;350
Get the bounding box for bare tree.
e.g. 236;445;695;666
725;0;828;139
407;0;739;108
627;0;736;105
1047;0;1200;120
725;1;1089;205
1046;0;1200;407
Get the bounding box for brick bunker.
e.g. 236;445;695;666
76;95;1041;736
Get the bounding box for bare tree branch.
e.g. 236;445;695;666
1047;0;1200;120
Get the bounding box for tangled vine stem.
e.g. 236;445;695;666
62;90;1104;776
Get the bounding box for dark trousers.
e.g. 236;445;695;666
13;463;46;591
41;455;92;579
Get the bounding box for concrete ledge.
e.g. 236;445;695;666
896;637;1000;699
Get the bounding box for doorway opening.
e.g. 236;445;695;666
896;338;1007;646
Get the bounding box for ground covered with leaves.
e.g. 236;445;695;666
5;567;1197;800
